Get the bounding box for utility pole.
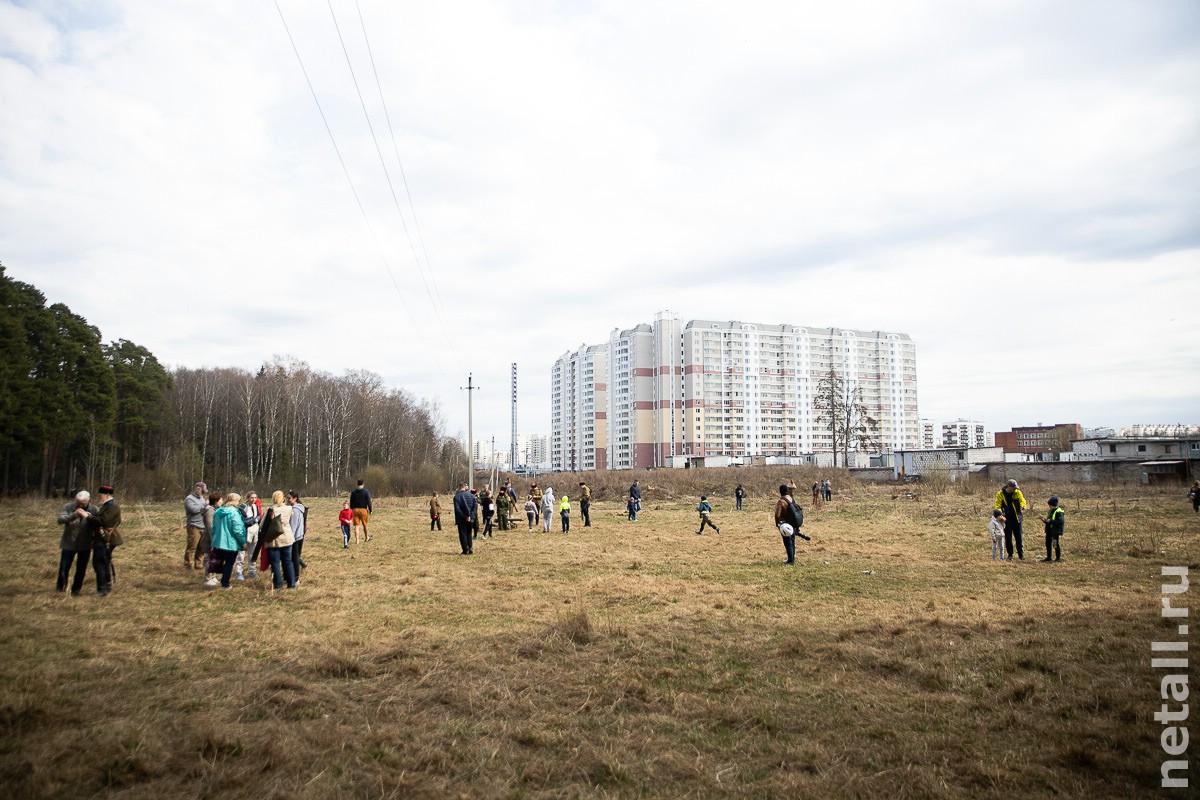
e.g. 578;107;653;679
462;374;479;490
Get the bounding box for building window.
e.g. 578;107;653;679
1137;444;1146;452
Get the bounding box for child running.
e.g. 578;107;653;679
695;495;719;535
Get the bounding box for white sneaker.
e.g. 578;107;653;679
204;577;220;588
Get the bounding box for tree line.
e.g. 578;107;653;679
0;264;467;499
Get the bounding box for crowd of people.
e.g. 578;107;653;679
63;470;1177;594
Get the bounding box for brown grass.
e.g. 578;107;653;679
1;478;1196;798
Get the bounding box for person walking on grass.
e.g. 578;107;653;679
774;484;810;566
339;501;353;549
630;480;642;514
524;496;538;530
1189;480;1200;514
350;479;372;543
735;484;745;512
56;490;97;595
453;483;477;555
209;493;247;589
560;494;571;533
989;510;1006;561
92;484;121;596
994;479;1028;561
695;495;720;535
627;495;637;521
183;481;207;569
1040;496;1065;563
541;486;556;532
430;492;443;531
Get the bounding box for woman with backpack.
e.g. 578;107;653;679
259;490;296;589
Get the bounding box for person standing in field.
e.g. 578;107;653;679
822;480;832;502
263;490;296;589
56;490;97;595
994;479;1028;561
811;482;820;508
453;483;477;555
480;488;494;538
339;501;353;548
429;492;443;531
629;480;642;514
209;492;247;589
1039;496;1065;563
496;489;511;531
579;481;592;527
1189;480;1200;513
559;494;571;533
350;479;372;543
627;495;637;521
236;492;261;580
695;495;719;535
92;484;121;596
989;510;1006;561
524;496;537;530
541;486;556;532
183;481;207;569
201;491;222;587
735;484;745;511
286;491;307;580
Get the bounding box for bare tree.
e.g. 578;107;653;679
814;367;880;468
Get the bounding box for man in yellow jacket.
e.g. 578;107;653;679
994;479;1028;560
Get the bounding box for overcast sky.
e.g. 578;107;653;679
2;0;1197;450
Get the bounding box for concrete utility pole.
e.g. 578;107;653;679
462;374;478;490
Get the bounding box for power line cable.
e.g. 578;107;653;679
274;0;444;376
324;0;463;370
353;0;459;362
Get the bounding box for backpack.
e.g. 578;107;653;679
787;499;804;529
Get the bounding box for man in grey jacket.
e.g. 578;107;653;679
184;481;208;569
57;490;98;594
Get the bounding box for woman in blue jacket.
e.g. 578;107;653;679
210;493;247;588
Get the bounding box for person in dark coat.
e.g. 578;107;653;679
453;483;478;555
92;484;122;596
56;491;98;595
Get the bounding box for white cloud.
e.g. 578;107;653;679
2;0;1198;448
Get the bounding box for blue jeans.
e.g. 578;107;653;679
341;523;351;547
781;533;796;564
268;547;296;588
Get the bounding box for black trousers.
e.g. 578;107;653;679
90;544;111;594
1045;533;1061;560
58;550;91;593
457;522;473;554
581;501;591;526
1005;520;1024;559
781;533;795;564
431;515;442;531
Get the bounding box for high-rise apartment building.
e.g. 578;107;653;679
550;344;608;471
552;313;919;470
941;419;992;449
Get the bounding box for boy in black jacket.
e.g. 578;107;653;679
1040;496;1065;562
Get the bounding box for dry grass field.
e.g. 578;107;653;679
1;475;1197;799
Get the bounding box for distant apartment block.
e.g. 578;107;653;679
550;344;608;471
551;311;919;470
941;419;992;449
994;423;1082;454
516;433;548;472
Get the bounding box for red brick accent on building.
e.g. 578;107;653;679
633;401;654;410
594;412;606;420
633;368;654;377
633;443;655;469
657;365;682;375
594;383;606;391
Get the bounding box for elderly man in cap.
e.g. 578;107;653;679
184;481;208;569
56;490;98;595
92;484;122;596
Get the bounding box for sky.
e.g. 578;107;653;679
2;0;1198;452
